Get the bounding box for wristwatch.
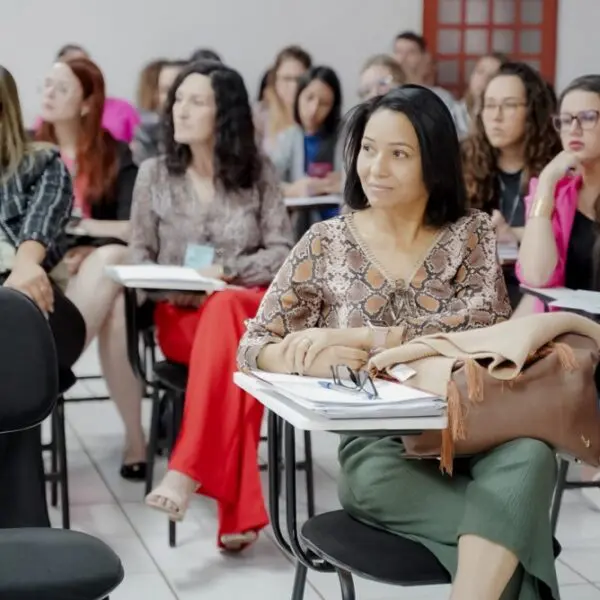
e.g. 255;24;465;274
368;322;389;355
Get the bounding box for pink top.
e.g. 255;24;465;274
102;98;140;144
515;175;582;311
35;97;140;144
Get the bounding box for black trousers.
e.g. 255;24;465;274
0;276;86;528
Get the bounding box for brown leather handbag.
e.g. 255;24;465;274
401;333;600;474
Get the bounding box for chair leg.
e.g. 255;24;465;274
291;562;308;600
550;457;569;535
145;386;162;495
303;431;315;518
50;408;59;507
165;392;184;548
55;399;70;529
337;569;356;600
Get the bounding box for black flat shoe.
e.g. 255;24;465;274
120;462;147;481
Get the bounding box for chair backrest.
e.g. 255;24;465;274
0;288;58;434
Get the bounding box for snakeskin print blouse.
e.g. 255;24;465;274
128;157;294;287
238;210;511;368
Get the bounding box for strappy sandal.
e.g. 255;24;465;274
219;531;259;552
145;484;197;522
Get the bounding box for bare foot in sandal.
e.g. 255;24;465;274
145;470;200;521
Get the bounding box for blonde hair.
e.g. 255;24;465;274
0;65;29;177
361;54;406;86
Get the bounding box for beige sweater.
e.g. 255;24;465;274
369;312;600;398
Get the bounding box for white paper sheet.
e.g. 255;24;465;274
105;265;228;291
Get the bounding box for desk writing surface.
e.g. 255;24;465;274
234;372;447;432
285;195;341;209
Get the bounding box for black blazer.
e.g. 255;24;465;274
89;140;138;221
69;139;138;249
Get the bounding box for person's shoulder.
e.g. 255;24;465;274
137;155;167;183
450;209;493;238
302;214;348;247
19;144;62;178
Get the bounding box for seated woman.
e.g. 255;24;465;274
0;65;85;526
135;61;293;551
255;45;312;156
239;86;560;599
454;52;507;138
36;57;145;480
132;59;187;165
271;65;344;235
462;62;561;310
53;44;140;143
357;54;406;102
518;74;600;512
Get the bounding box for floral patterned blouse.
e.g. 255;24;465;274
238;210;511;368
128;157;293;288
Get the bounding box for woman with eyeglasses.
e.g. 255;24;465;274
454;52;507;138
357;54;406;102
462;62;561;309
254;46;312;155
517;74;600;508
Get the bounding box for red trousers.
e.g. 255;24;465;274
154;288;268;546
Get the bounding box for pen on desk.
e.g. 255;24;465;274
318;380;376;400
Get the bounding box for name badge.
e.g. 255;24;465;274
184;244;215;269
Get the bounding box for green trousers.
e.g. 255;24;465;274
338;437;559;600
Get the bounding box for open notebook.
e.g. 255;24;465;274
245;370;446;419
285;195;341;208
105;265;228;292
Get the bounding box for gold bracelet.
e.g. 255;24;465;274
529;200;554;219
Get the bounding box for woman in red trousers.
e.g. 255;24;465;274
128;61;293;551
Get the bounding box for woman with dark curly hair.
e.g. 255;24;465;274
131;61;294;551
461;62;561;308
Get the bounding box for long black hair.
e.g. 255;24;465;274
293;66;343;137
343;85;468;227
163;60;262;192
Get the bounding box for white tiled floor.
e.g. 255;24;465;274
47;343;600;599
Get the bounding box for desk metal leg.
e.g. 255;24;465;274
266;411;333;574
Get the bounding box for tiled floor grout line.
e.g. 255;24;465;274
63;408;181;600
63;397;333;600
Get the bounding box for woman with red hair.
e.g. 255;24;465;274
37;57;146;480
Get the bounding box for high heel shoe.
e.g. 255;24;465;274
120;462;147;481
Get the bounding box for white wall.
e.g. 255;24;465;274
1;0;422;126
555;0;600;92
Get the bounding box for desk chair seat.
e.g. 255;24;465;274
0;528;124;600
301;511;449;587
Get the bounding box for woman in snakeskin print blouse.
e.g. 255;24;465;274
238;87;561;600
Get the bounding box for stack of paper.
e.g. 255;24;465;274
498;243;518;263
247;371;446;419
105;265;228;292
285;195;341;208
522;286;600;315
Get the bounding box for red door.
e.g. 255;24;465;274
424;0;558;97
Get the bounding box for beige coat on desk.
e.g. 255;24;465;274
370;311;600;395
370;312;600;472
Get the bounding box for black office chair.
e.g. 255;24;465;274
0;287;124;599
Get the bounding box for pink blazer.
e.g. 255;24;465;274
515;175;581;311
